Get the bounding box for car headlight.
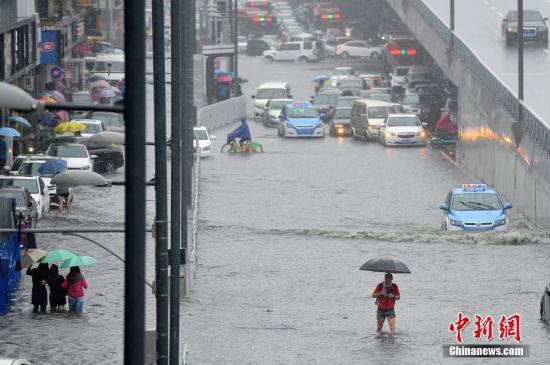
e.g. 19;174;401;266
80;165;91;170
450;219;463;226
316;122;323;128
507;27;516;32
494;219;506;226
416;130;426;138
385;131;396;137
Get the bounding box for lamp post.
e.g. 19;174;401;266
450;0;455;47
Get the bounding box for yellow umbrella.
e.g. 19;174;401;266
55;121;86;134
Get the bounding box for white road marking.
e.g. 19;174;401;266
490;6;496;11
543;49;550;55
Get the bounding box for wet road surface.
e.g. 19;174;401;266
1;55;549;364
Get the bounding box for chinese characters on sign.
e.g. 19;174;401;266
449;312;522;344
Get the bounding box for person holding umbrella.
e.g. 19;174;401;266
61;266;88;313
372;273;400;335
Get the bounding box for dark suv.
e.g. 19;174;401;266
502;10;548;44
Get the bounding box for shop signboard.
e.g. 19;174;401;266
40;30;60;64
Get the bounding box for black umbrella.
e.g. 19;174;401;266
359;257;411;274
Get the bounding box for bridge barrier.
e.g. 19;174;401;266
385;0;550;227
197;95;247;131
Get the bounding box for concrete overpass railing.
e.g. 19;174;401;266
385;0;550;227
197;95;247;130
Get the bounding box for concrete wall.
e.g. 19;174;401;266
385;0;550;227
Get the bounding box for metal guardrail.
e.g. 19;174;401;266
189;137;201;288
197;95;247;130
412;0;550;152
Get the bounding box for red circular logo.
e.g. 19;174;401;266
41;42;55;52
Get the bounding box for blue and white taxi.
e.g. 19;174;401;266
277;102;325;138
439;184;513;232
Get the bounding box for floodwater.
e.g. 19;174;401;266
0;54;549;364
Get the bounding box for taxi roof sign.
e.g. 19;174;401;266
463;183;487;191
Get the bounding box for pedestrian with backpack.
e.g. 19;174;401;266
372;273;400;335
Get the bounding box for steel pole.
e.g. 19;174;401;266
152;0;169;363
123;0;146;364
518;0;524;123
170;0;182;363
450;0;455;46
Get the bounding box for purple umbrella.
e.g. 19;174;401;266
45;90;66;103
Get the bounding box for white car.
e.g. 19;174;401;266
390;66;410;90
237;36;247;53
193;126;216;158
252;82;292;120
73;119;105;138
45;143;96;172
263;41;321;62
380;114;427;146
17;156;73;206
0;176;50;219
336;40;381;59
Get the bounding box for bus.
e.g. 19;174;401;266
240;13;278;36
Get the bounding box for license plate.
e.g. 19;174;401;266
401;139;412;144
523;29;535;37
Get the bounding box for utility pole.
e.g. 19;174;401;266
152;0;169;363
233;0;239;94
518;0;524;112
450;0;455;47
123;0;146;364
170;0;182;362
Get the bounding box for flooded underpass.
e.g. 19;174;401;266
1;54;549;365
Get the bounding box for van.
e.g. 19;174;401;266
289;33;317;42
252;82;292;120
349;99;403;140
90;53;125;83
263;41;323;62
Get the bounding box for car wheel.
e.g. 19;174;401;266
298;56;309;62
341;51;350;59
265;55;274;62
370;52;379;60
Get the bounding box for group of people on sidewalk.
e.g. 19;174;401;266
26;264;88;314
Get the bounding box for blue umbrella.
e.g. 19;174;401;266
8;116;32;128
0;127;21;138
37;159;67;176
313;75;329;82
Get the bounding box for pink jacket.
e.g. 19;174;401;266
61;276;88;298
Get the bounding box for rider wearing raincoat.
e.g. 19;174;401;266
227;118;251;151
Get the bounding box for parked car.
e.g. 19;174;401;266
83;111;125;133
246;39;273;56
0;175;50;219
45;143;96;172
380;114;427;146
77;139;124;174
262;98;293;127
350;99;403;140
336;40;381;59
390;66;410;91
502;10;548;44
0;187;38;226
192;126;216;159
263;41;322;62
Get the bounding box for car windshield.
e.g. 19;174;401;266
193;129;209;140
83;123;102;134
368;94;392;102
508;11;543;22
93;61;125;72
336;99;356;108
334;68;352;75
0;191;25;206
313;93;339;105
287;108;319;118
256;89;286;99
387;116;421;127
403;94;420;104
48;145;88;158
269;100;290;110
90;113;124;127
368;107;391;119
0;179;39;194
452;193;501;211
334;108;352;118
395;68;409;76
19;162;46;176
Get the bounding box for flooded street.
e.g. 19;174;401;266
1;55;549;364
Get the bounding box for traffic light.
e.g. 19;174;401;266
252;15;272;23
321;12;341;20
389;48;417;56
